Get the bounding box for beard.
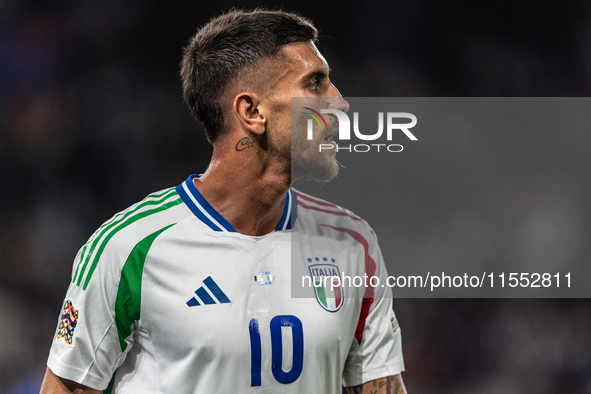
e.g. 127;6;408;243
291;150;340;182
290;121;340;183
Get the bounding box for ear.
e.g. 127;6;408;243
233;92;266;136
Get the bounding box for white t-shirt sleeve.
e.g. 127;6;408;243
47;247;133;390
46;195;183;390
342;236;405;387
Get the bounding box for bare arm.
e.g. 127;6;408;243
345;374;407;394
39;367;101;394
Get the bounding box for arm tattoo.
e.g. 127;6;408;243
235;137;254;151
347;386;362;394
346;375;407;394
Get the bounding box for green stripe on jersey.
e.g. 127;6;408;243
316;281;327;307
80;197;182;290
73;188;176;283
103;372;116;394
115;223;176;352
73;188;177;285
75;192;180;288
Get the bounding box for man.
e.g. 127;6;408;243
40;9;406;394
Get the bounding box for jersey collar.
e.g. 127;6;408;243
176;174;297;233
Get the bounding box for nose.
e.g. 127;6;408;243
326;82;349;113
327;95;349;113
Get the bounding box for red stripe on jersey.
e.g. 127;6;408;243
297;201;364;222
295;191;340;209
357;296;374;343
320;225;377;344
296;192;374;233
333;280;342;308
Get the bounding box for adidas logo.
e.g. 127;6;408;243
186;276;231;307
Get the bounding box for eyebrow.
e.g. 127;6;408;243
300;67;332;84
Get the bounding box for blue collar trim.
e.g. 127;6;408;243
176;174;297;232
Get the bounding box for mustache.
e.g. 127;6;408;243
327;120;339;130
322;112;338;126
325;119;339;136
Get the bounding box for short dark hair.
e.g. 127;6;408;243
180;9;318;143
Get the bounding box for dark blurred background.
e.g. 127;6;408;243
1;0;591;393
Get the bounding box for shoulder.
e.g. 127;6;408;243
71;186;191;290
293;188;376;239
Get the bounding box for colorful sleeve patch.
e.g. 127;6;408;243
391;314;399;333
55;300;79;345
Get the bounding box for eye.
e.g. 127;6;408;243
308;80;319;90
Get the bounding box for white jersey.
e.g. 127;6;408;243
48;175;404;393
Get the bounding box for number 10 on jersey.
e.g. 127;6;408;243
249;315;304;386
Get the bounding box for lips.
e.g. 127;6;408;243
322;132;337;147
324;121;338;142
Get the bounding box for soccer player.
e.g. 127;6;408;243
40;9;406;394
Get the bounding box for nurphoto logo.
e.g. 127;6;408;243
304;108;418;153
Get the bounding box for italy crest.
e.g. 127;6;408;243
308;263;344;312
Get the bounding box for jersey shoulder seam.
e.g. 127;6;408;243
72;187;187;290
293;189;371;228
